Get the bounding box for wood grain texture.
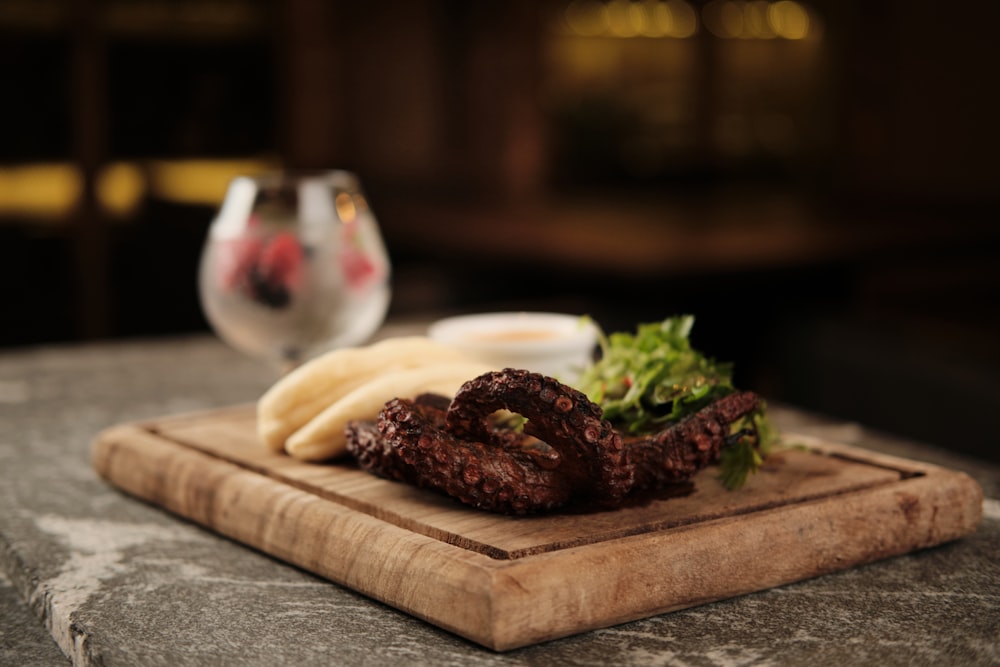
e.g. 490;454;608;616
91;405;984;651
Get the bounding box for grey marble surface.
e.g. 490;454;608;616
1;330;998;666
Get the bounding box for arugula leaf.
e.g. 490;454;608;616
574;315;772;489
576;315;734;432
719;410;775;489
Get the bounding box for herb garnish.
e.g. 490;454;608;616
575;315;773;489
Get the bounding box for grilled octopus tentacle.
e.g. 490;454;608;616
345;393;450;485
624;390;762;489
373;397;574;514
350;370;763;514
446;369;633;504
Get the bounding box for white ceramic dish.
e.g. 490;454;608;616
427;312;599;381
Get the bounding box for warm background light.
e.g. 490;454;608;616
0;164;82;220
561;0;816;40
96;162;146;217
148;158;277;207
702;0;816;40
0;158;278;220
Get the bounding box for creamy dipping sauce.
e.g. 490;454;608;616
428;312;599;381
464;329;564;343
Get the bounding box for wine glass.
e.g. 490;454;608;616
198;170;391;371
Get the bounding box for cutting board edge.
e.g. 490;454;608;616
93;422;561;647
779;432;940;474
482;463;983;649
90;417;985;652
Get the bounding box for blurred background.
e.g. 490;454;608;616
1;0;998;459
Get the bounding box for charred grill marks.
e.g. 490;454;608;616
347;369;762;514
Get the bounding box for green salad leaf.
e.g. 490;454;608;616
718;410;775;490
575;315;735;433
574;315;773;489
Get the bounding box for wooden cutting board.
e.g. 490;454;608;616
91;405;983;651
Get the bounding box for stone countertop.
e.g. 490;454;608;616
1;330;998;666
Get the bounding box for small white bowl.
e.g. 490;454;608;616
427;312;599;381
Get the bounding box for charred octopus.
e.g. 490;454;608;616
346;368;763;514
